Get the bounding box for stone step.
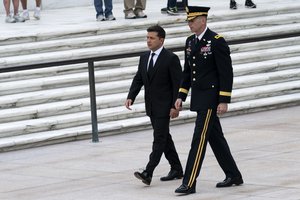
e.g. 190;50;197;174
1;79;299;126
1;79;299;138
1;36;299;84
1;4;300;46
0;92;141;123
0;66;136;95
0;57;139;83
231;44;300;65
1;92;299;151
229;36;300;54
209;4;300;22
1;12;300;58
232;80;300;103
0;56;299;110
234;68;300;89
0;65;299;113
1;40;300;95
1;22;300;70
0;79;132;108
233;56;300;76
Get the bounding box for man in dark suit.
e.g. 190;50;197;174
174;6;243;195
125;25;183;186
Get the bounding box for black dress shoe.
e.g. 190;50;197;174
134;171;152;185
160;170;183;181
216;176;243;188
175;184;196;194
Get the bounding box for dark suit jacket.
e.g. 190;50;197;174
127;48;182;117
178;28;234;111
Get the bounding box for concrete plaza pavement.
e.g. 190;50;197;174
0;106;299;200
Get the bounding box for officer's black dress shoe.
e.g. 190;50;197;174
160;170;183;181
134;171;152;185
216;176;243;188
175;184;196;194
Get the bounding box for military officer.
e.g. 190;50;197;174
174;6;243;195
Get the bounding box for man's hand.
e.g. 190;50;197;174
125;99;133;110
175;98;183;110
217;103;228;115
169;108;179;119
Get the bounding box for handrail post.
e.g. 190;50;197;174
88;61;99;142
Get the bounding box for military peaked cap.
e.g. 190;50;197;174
186;6;210;21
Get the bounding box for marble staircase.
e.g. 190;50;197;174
0;5;300;151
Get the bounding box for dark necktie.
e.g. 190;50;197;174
196;37;200;45
147;53;155;78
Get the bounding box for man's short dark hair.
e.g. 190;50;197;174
147;25;166;39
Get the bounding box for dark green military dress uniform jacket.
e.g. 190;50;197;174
178;28;233;110
177;28;242;190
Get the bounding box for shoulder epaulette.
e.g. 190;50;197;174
214;34;223;39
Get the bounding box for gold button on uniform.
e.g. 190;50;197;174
193;63;196;66
193;78;196;81
193;71;196;74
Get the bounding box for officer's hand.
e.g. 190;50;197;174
217;103;228;115
175;98;183;110
170;108;179;119
125;99;133;110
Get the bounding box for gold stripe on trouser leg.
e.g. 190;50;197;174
188;109;212;187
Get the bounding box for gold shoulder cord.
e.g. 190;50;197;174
214;34;223;39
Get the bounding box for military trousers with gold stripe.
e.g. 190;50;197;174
182;109;242;188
